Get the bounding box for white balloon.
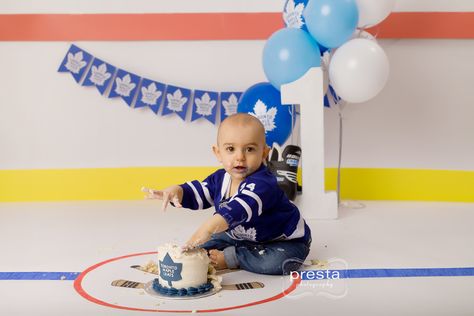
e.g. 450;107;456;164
356;0;396;28
328;38;389;103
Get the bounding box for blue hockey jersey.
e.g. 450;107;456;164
179;164;311;243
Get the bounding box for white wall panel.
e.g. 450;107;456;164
324;39;474;171
0;41;265;169
1;39;474;170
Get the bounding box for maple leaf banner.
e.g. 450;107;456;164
191;90;219;124
135;78;166;114
57;44;303;136
82;57;117;96
220;92;242;122
108;69;142;107
161;85;192;121
57;44;93;83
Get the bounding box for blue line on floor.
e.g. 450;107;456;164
0;272;80;280
300;267;474;280
342;267;474;278
1;267;473;281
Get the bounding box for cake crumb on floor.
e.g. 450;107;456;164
310;259;329;269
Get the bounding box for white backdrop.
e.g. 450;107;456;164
1;1;473;171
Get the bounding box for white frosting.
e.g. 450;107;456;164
157;244;210;289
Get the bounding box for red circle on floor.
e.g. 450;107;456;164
73;251;301;313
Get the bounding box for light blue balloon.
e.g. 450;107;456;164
262;28;321;91
303;0;359;49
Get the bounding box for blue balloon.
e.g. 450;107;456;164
263;28;321;91
303;0;359;49
282;0;329;55
237;82;294;146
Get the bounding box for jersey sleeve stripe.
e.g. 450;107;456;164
186;181;203;210
200;182;214;206
241;189;263;216
286;214;305;239
233;197;252;222
221;173;231;198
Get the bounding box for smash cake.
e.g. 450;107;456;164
152;244;221;297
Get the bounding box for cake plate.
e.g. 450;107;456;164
144;281;220;300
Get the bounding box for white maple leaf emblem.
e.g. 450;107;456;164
141;83;162;106
222;94;238;116
89;63;111;86
283;0;305;29
229;225;257;241
195;93;216;116
250;100;278;132
166;89;188;112
65;51;87;74
114;74;136;97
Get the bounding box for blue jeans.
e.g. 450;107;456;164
200;232;311;275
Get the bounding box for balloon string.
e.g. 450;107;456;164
291;104;295;145
337;106;343;206
328;88;346;206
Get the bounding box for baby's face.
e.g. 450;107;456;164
214;121;268;182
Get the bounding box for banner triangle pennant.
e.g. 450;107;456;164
220;91;242;122
82;57;117;96
162;85;191;121
57;44;93;83
135;78;166;114
191;90;219;124
109;69;141;107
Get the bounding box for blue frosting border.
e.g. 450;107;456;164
152;278;214;297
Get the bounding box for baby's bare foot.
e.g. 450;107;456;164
208;249;228;270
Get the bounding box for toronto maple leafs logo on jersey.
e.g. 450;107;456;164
250;100;278;132
65;51;87;74
283;0;306;29
89;63;111;86
228;225;257;241
195;92;216;116
114;74;136;97
141;82;162;106
166;89;188;112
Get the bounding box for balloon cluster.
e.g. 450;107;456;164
268;0;394;103
238;0;395;145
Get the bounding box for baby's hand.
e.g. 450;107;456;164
181;240;201;252
181;244;195;252
141;186;182;211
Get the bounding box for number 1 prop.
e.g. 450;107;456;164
281;67;338;219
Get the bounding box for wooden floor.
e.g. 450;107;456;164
1;200;473;315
